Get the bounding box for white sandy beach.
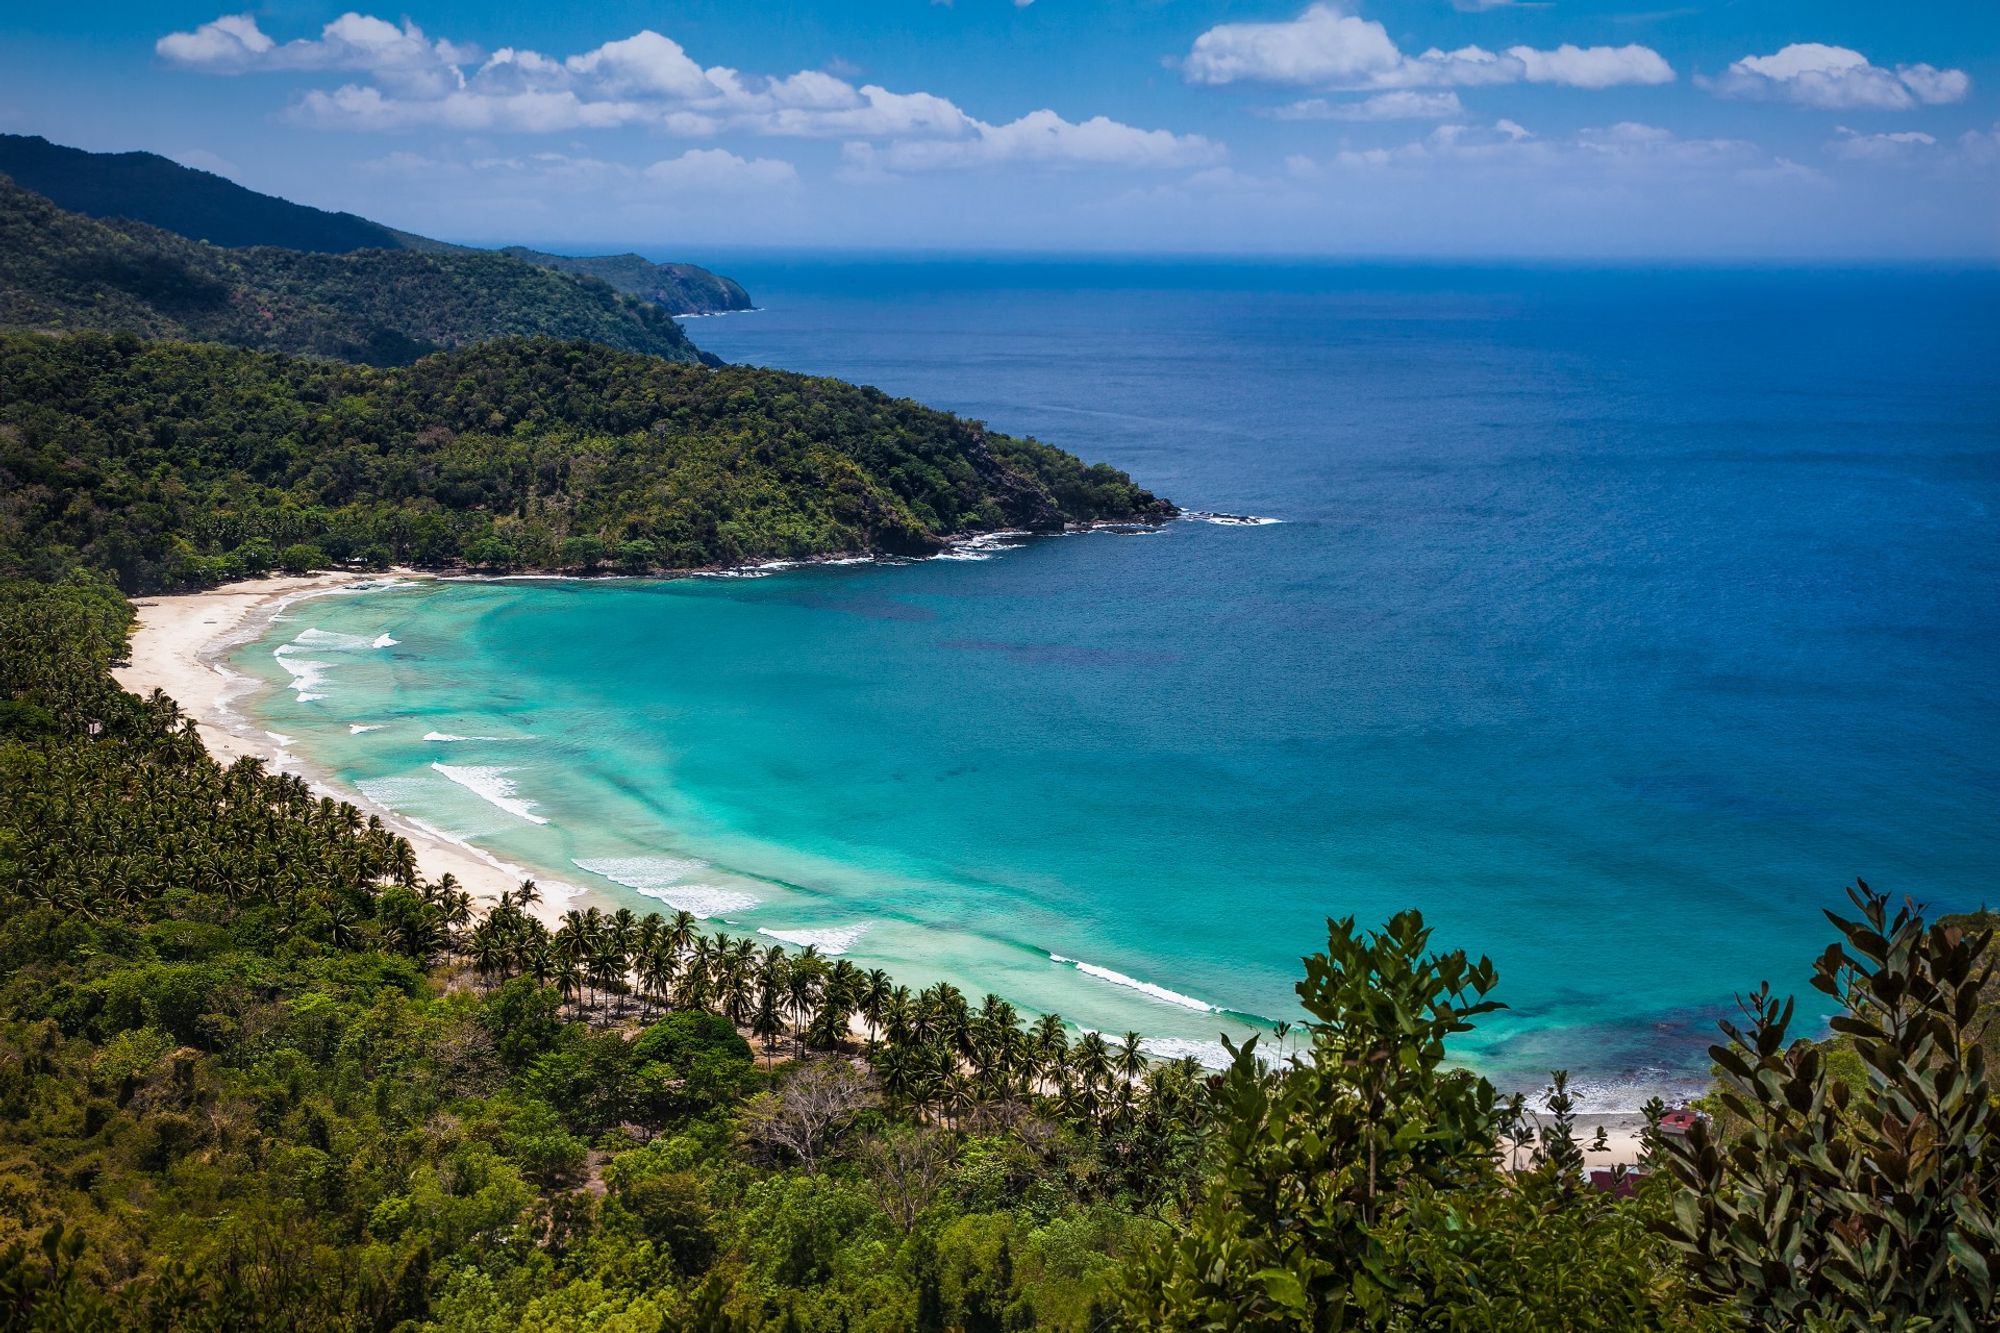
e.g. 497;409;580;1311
112;570;570;931
109;574;1672;1160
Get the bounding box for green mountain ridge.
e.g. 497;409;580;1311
0;331;1174;592
0;134;751;315
0;177;707;368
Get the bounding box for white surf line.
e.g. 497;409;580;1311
572;855;761;918
429;763;548;825
757;924;870;956
1049;953;1222;1013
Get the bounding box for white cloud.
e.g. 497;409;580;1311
359;146;795;193
864;109;1222;171
294;83;650;132
1735;157;1827;187
1274;91;1465;121
156;14;273;67
159;13;1208;173
562;31;716;99
1506;44;1673;90
1181;3;1671;91
756;86;973;139
158;12;476;96
1826;127;1938;162
644;148;798;191
1183;4;1403;87
1702;44;1970;111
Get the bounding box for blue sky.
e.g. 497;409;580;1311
3;2;1995;257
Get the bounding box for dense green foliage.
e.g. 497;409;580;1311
501;250;754;316
0;135;752;315
0;577;1196;1331
0;332;1172;593
0;179;704;367
3;575;1995;1329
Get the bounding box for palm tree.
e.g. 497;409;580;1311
556;956;585;1009
1072;1031;1113;1124
637;941;677;1020
1117;1032;1147;1086
468;927;505;989
879;1042;920;1110
588;945;625;1017
1031;1012;1069;1094
786;949;826;1053
888;980;916;1040
664;910;697;965
751;989;784;1067
857;968;893;1050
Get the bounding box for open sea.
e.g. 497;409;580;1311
232;258;2000;1108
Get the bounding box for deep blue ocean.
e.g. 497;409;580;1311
240;259;2000;1107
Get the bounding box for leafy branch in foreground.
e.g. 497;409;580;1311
1660;883;2000;1332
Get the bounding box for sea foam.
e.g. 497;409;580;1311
289;627;386;651
1183;510;1282;527
273;654;332;702
349;723;384;734
934;530;1031;563
1137;1036;1235;1070
757;924;869;956
1050;954;1221;1013
430;763;547;825
271;625;397;701
423;731;529;743
572;856;759;918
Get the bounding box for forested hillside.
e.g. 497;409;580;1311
0;180;705;367
0;135;752;316
0;332;1173;592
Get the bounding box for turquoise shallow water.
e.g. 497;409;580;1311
234;260;2000;1109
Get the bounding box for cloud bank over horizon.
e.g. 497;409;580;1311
5;2;1983;257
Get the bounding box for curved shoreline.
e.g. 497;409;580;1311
111;569;1662;1159
113;569;580;933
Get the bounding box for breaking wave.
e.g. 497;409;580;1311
430;763;547;825
757;925;870;956
1049;954;1222;1013
572;855;759;918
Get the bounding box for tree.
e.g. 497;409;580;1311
743;1058;878;1175
1113;910;1504;1327
558;534;607;571
1660;882;2000;1331
862;1124;957;1234
276;543;327;574
615;537;660;574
